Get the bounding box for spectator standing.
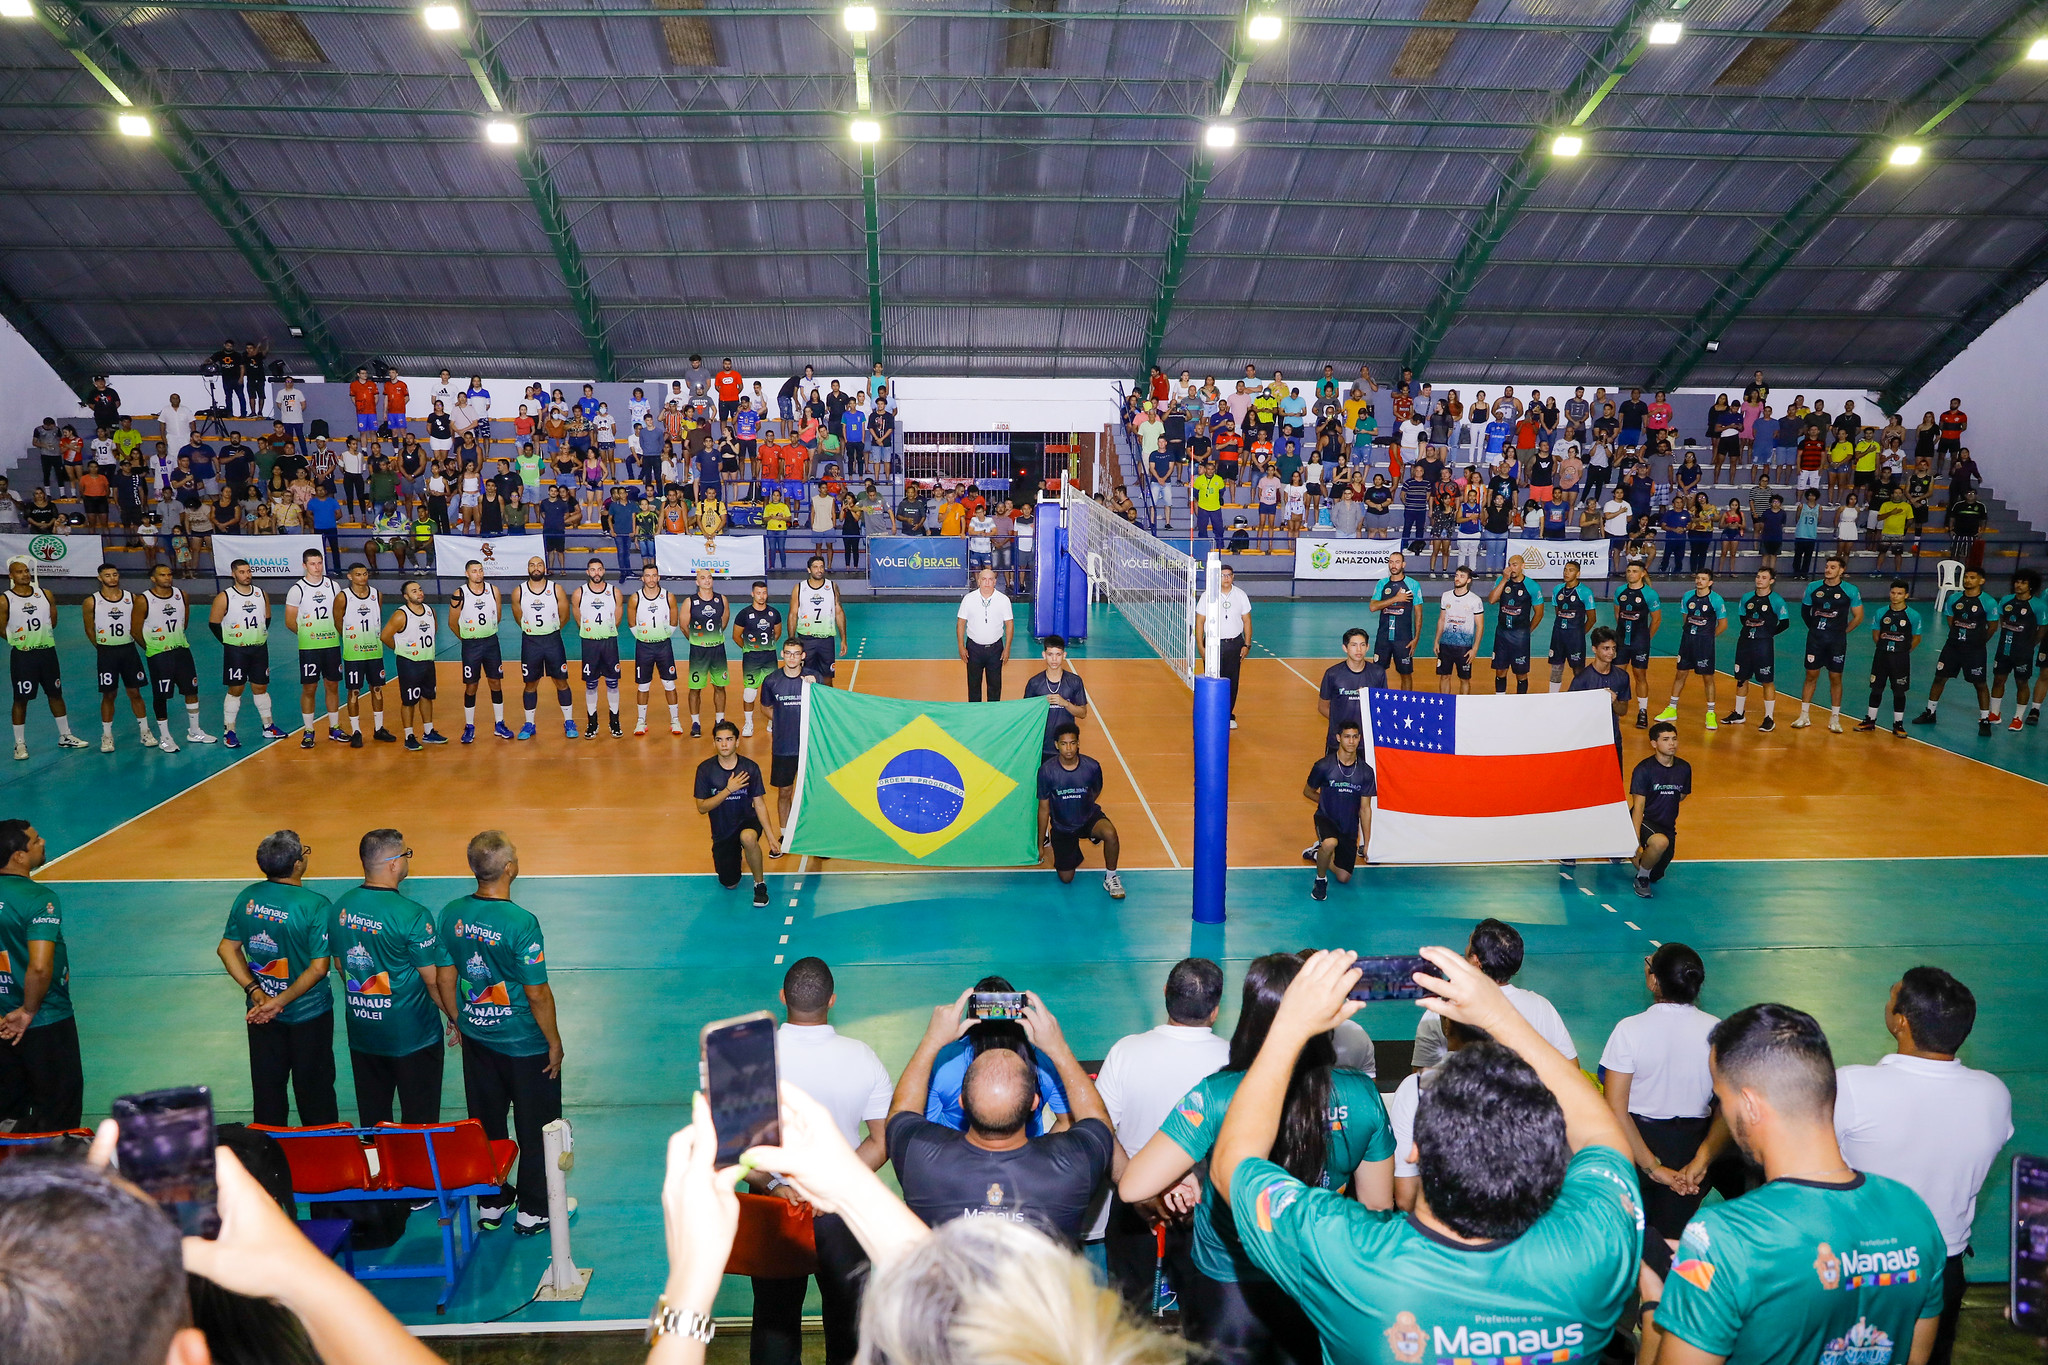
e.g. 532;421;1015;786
217;829;337;1127
1835;967;2013;1365
329;829;456;1126
956;567;1013;702
1412;917;1575;1071
0;820;82;1130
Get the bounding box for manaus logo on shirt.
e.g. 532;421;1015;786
1815;1242;1842;1291
1384;1310;1426;1363
1820;1318;1895;1365
521;941;544;967
1177;1090;1206;1128
1253;1178;1300;1232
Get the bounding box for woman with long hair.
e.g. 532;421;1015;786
1119;953;1393;1365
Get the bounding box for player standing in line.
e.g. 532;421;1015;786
285;549;345;750
1725;565;1790;731
1305;720;1375;902
1023;634;1090;758
3;559;87;758
1857;579;1921;736
1368;550;1419;690
732;579;783;738
683;568;730;739
629;564;683;736
760;638;819;836
790;555;847;685
572;558;623;739
1656;570;1728;729
1914;565;1995;736
1989;568;2041;729
450;560;512;744
1487;555;1545;695
84;564;155;753
1612;560;1662;729
1545;560;1592;691
1316;628;1384;754
1793;555;1863;732
513;556;577;741
1038;720;1125;900
693;718;779;907
381;579;447;749
1433;565;1483;694
1628;720;1690;899
138;563;214;752
209;560;286;748
338;563;393;748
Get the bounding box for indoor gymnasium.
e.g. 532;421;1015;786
1;3;2046;1365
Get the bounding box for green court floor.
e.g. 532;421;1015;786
53;855;2046;1326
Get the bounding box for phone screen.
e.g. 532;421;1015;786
699;1012;781;1166
2014;1154;2048;1333
1346;955;1434;1002
111;1086;220;1239
969;991;1028;1020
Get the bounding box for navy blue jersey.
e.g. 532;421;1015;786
1614;585;1661;651
1307;754;1376;832
1549;582;1592;638
1736;590;1789;647
1940;591;1992;649
1630;756;1692;832
1679;590;1726;641
1037;755;1105;835
1801;580;1863;639
1494;579;1541;637
1873;607;1922;660
1993;595;2041;661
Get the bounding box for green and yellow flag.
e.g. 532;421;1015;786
783;685;1047;866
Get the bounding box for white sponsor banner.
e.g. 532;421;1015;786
211;534;325;577
1292;538;1402;581
1503;537;1609;579
654;534;766;580
0;533;105;577
433;534;547;577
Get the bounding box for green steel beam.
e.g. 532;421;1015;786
453;13;615;381
1648;2;2048;392
1878;230;2048;413
1402;0;1685;377
0;275;93;401
852;23;883;368
29;2;348;379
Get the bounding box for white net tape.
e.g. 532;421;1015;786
1062;491;1200;687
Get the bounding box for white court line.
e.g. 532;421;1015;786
40;738;280;874
1255;642;1322;692
1087;694;1182;870
844;636;866;694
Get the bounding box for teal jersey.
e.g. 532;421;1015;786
1992;595;2041;662
1736;590;1789;646
1614;585;1662;649
221;880;333;1025
1801;579;1863;638
1658;1174;1945;1365
1938;591;1992;649
1873;607;1922;660
1157;1069;1394;1283
437;894;550;1056
1494;579;1543;638
1231;1145;1643;1365
1680;590;1727;640
0;874;70;1027
329;885;452;1058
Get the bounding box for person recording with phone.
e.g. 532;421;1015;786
1410;918;1576;1072
885;986;1116;1246
921;973;1072;1136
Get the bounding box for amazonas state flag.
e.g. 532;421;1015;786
782;685;1046;866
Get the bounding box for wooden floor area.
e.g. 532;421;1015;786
44;654;2048;881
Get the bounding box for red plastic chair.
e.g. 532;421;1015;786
372;1119;516;1194
249;1123;374;1194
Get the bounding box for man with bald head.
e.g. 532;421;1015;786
884;984;1115;1246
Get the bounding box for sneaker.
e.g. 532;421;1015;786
1979;719;1994;737
670;720;685;736
1634;711;1649;729
299;731;315;749
1301;844;1318;864
2011;715;2028;732
1828;715;1843;733
1912;709;1938;726
609;717;622;738
100;734;115;753
186;730;216;745
2030;709;2041;727
373;728;397;743
476;1201;513;1232
768;845;784;859
1791;714;1811;729
11;742;24;761
752;882;770;907
1893;721;1907;737
1758;716;1776;732
1310;875;1328;902
261;725;288;739
741;719;754;738
1855;717;1877;732
424;729;449;744
514;1211;551;1237
404;734;423;751
56;734;88;749
1105;871;1126;900
517;722;536;741
1723;711;1745;725
494;722;516;741
564;719;579;739
140;731;158;748
461;724;476;744
634;720;648;736
583;719;601;741
348;731;363;749
690;719;702;738
1634;877;1653;899
328;727;349;744
159;735;179;753
1654;704;1678;721
1704;711;1718;731
222;730;240;749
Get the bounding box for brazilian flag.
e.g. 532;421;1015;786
783;685;1047;866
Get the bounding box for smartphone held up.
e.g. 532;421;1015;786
699;1011;782;1166
111;1085;221;1239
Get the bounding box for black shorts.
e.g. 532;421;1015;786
1677;639;1716;676
222;642;270;688
1435;643;1474;679
1492;635;1531;673
459;635;504;684
396;656;437;705
1638;822;1676;882
711;814;765;888
770;753;799;788
580;636;621;686
1548;633;1586;668
1622;644;1652;672
1804;638;1847;675
1935;642;1987;685
10;647;61;701
1994;651;2034;682
634;639;677;685
1313;812;1359;873
146;646;198;699
1733;648;1775;685
798;634;836;680
97;643;147;693
299;645;343;684
1050;813;1107;873
520;632;569;683
343;655;386;695
1871;656;1911;685
1375;641;1414;676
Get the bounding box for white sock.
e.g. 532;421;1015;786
1799;701;1811;716
524;705;536;724
1866;706;1879;719
404;723;414;738
606;683;618;713
1830;705;1841;718
465;704;476;725
327;710;339;729
715;710;724;723
103;720;114;739
1979;708;1990;720
137;717;151;738
585;686;600;718
349;713;361;733
1764;699;1775;717
12;724;23;746
637;703;648;724
1925;699;1938;714
54;716;72;737
492;700;505;722
223;693;242;730
253;693;272;724
372;709;383;731
159;718;174;740
668;702;680;724
301;712;315;733
186;700;202;732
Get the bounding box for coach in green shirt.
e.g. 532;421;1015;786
329;828;455;1126
0;820;82;1131
437;830;563;1234
1213;947;1643;1365
1653;1003;1946;1365
218;830;338;1127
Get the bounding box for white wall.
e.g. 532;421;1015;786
2;318;92;472
1897;281;2048;530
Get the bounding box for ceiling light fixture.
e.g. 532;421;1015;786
843;5;876;31
1246;11;1282;42
1888;143;1923;166
485;119;520;144
0;0;35;19
1552;133;1583;156
850;118;881;144
422;4;460;30
2029;36;2048;60
1204;123;1237;149
116;113;151;137
1647;20;1683;44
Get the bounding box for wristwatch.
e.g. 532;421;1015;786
646;1295;716;1344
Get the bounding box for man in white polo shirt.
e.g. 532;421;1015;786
956;566;1013;702
1411;918;1576;1071
1834;966;2013;1365
1194;563;1252;728
750;955;892;1365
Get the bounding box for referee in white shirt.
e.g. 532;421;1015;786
748;956;894;1365
1411;918;1576;1070
956;567;1013;701
1835;966;2013;1365
1193;563;1252;727
1089;957;1230;1310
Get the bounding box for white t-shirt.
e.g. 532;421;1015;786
1399;418;1428;452
956;588;1013;645
1283;484;1307;519
1087;1022;1230;1240
1388;1069;1426;1177
160;405;192;456
968;514;995;553
1437;588;1483;648
1205;584;1251;641
1835;1053;2014;1255
1597;1002;1719;1120
1413;983;1576;1069
775;1022;893;1149
1603;499;1631;536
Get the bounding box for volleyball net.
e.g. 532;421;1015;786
1061;489;1202;688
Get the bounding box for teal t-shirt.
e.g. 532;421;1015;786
328;885;452;1058
1230;1144;1643;1365
0;874;70;1028
437;894;549;1056
221;880;333;1024
1658;1173;1945;1365
1158;1068;1394;1282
